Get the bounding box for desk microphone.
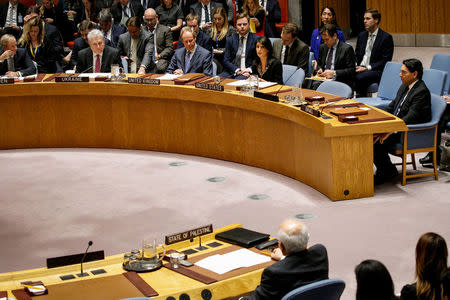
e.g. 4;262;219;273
78;65;93;74
274;66;301;98
77;240;93;277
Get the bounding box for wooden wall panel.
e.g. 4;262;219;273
318;0;350;30
415;0;450;33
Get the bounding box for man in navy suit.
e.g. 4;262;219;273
189;0;222;30
69;20;96;68
355;9;394;97
373;59;431;184
0;0;28;40
239;219;329;300
0;34;36;77
167;26;213;76
98;10;127;48
220;13;258;79
76;29;122;73
177;13;213;52
262;0;281;38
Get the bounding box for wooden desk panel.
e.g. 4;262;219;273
0;82;406;200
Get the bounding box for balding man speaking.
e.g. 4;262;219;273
240;219;329;300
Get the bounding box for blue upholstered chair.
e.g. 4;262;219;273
317;81;353;98
269;37;280;45
283;65;305;87
212;61;217;76
281;279;346;300
423;68;447;96
356;61;402;109
121;57;128;73
308;51;314;75
430;53;450;95
389;93;447;185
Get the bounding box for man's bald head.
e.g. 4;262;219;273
278;219;309;255
144;8;158;29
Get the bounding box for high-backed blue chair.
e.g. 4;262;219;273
389;93;447;185
357;61;402;109
430;53;450;95
423;69;447;96
283;65;305;87
281;279;346;300
317;81;353;98
308;52;314;75
269;37;280;45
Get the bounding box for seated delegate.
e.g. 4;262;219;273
251;35;282;84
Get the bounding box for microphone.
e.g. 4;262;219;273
78;65;93;74
77;241;93;277
274;66;301;98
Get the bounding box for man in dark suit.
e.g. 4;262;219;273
98;10;127;48
179;0;197;21
0;0;28;39
167;26;213;76
117;16;154;73
220;13;257;79
111;0;144;26
142;8;174;73
373;59;431;184
177;13;213;52
138;0;158;10
262;0;281;38
273;23;308;72
240;219;329;300
317;23;355;89
355;9;394;97
189;0;222;30
0;34;36;77
68;20;96;68
76;29;122;73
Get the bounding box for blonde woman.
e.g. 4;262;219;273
242;0;264;35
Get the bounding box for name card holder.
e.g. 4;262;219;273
127;77;160;85
300;104;321;117
0;78;14;84
195;82;224;91
254;91;279;102
165;224;213;245
55;76;89;83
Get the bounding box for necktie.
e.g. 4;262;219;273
130;38;137;73
283;45;289;64
95;54;101;72
185;51;191;73
7;6;15;26
123;5;129;17
394;87;409;116
235;36;244;67
325;46;334;70
361;34;375;67
204;5;209;23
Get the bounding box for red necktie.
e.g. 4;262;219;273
95;55;101;73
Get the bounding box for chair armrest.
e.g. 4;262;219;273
407;122;438;129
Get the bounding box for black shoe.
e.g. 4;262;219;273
419;152;433;165
440;164;450;172
374;168;399;185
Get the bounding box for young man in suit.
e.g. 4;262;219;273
189;0;222;30
142;8;174;73
111;0;144;26
117;16;154;73
317;23;355;89
239;219;329;300
0;34;36;77
69;20;96;69
76;29;122;73
262;0;281;38
373;59;431;184
177;14;213;52
98;10;127;48
220;13;258;79
355;9;394;97
0;0;28;40
166;26;213;76
272;23;308;72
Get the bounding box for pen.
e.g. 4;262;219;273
22;284;46;290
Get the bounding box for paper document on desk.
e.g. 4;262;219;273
225;80;277;89
78;73;111;78
195;249;271;274
157;74;182;80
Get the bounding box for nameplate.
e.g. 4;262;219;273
254;91;279;102
55;76;89;83
300;104;321;117
0;78;14;84
195;82;224;91
127;77;160;85
165;224;213;245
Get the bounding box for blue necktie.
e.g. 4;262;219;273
185;51;191;73
393;88;409;116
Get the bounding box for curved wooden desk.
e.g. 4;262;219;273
0;81;406;200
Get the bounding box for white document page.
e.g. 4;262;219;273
225;80;277;89
157;74;183;80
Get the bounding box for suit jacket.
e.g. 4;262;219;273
142;23;174;73
386;80;431;125
111;0;144;25
246;244;329;300
177;29;213;52
310;28;345;62
179;0;198;19
355;28;394;74
189;1;222;25
117;30;154;72
263;0;281;38
166;44;213;76
0;2;27;27
318;40;355;87
75;45;122;73
273;38;309;72
139;0;158;10
0;48;36;76
252;57;283;84
44;23;64;60
222;32;258;74
23;36;59;73
97;24;126;48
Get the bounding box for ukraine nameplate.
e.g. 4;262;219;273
127;77;160;85
55;76;89;82
165;224;213;245
0;78;14;84
195;82;224;91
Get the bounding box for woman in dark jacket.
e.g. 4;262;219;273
251;35;282;85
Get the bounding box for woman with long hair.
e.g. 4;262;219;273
310;6;346;62
155;0;183;40
251;35;282;84
355;259;399;300
80;0;99;24
242;0;264;36
401;232;448;300
18;17;59;73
